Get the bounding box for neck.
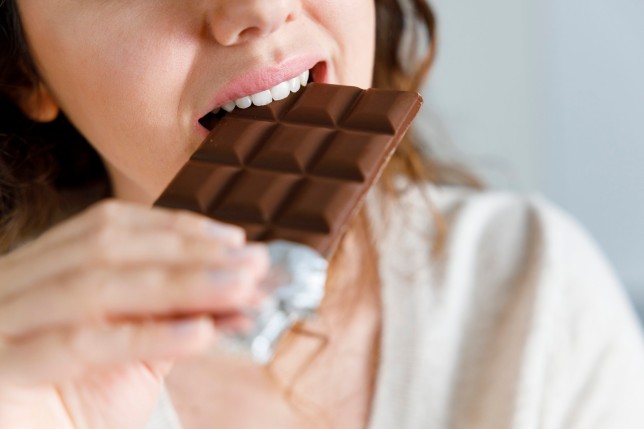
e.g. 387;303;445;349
103;159;158;205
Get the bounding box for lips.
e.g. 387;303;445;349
198;61;326;131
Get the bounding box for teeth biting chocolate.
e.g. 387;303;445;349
155;83;422;362
157;83;422;257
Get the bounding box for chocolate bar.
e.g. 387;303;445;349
154;83;421;362
155;83;422;258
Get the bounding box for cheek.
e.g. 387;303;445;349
21;4;201;192
309;0;376;87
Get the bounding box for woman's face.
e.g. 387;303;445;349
16;0;376;204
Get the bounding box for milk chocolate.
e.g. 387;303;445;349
155;83;422;257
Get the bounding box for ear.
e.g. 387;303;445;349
14;82;60;123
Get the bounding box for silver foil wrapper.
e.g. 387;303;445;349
217;240;328;364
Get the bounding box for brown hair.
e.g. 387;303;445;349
0;0;110;252
0;0;479;254
373;0;481;190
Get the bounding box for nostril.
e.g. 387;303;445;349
238;26;264;42
208;1;297;46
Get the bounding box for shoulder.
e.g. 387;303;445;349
371;180;593;281
381;180;614;275
423;183;633;311
390;181;642;339
369;181;644;427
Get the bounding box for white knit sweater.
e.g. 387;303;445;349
147;184;644;429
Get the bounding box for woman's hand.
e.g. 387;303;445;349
0;199;269;428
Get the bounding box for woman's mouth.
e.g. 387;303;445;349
198;62;324;131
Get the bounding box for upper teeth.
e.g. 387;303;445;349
220;70;309;113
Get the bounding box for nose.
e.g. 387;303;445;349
208;0;300;46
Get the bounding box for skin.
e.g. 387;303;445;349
1;0;380;427
17;0;375;204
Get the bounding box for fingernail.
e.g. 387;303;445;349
226;244;268;261
207;269;245;287
171;318;204;335
205;222;245;244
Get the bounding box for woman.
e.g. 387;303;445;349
1;0;643;428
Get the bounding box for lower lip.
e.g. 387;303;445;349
194;61;329;138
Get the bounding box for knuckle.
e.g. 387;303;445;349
251;245;270;272
60;327;93;362
153;233;184;259
55;271;97;318
196;240;227;260
90;271;118;313
87;225;121;263
119;323;146;354
156;207;205;236
168;232;188;252
90;221;118;247
140;269;166;290
226;271;255;304
168;211;195;231
136;269;169;303
92;199;123;223
165;270;199;303
65;269;115;323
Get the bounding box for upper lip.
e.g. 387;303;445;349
197;55;323;120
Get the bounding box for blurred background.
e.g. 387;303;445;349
419;0;644;321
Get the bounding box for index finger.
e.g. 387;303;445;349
22;199;245;256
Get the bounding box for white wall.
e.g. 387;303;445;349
421;0;644;318
420;0;541;191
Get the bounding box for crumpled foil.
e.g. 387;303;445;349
217;240;328;364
